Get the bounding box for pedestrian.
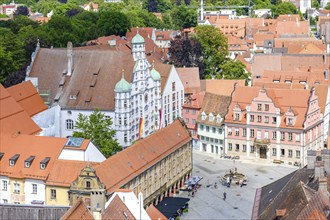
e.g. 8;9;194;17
223;191;227;201
192;191;195;197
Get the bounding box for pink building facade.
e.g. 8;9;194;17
182;92;205;147
224;86;324;165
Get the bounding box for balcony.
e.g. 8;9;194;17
254;138;270;145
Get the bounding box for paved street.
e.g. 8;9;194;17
178;151;298;220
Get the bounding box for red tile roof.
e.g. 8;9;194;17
176;67;200;94
146;204;167;220
200;79;245;96
102;195;136;220
61;197;94;220
95;120;191;193
7;81;47;117
0;84;41;135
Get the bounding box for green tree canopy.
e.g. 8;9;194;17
97;10;130;36
193;25;228;78
170;6;197;29
325;2;330;9
218;59;249;82
272;2;297;18
73;110;121;158
312;0;320;9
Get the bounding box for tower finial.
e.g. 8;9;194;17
122;69;125;78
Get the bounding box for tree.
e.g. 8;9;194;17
325;2;330;9
14;6;29;16
169;33;204;77
97;10;130;36
170;6;197;29
218;59;249;81
65;8;82;17
312;0;320;9
147;0;157;12
272;2;297;18
193;25;228;78
73;110;121;158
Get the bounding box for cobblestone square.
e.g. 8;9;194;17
178;152;298;220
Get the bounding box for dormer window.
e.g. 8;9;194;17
235;113;240;120
9;154;19;166
209;114;214;122
40;157;50;170
288;118;293;125
216;115;222;123
202;112;206;120
25;156;35;168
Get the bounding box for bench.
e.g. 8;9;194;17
273;159;282;164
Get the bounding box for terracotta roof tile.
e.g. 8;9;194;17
61;197;94;220
182;91;205;109
176;67;200;94
0;84;41;135
200;79;245;96
102;195;136;220
46;160;100;187
95;120;191;193
146;204;167;220
7;81;47;117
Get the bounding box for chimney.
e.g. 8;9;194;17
314;158;325;179
67;41;73;76
307;150;317;169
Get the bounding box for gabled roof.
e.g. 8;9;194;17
102;195;136;220
176;67;200;94
0;84;41;135
7;81;47;117
46;160;100;187
95;120;191;193
61;197;94;220
196;92;231;125
0;133;69;180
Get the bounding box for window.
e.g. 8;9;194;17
66;119;74;130
265;116;269;123
212;127;216;133
228;128;232;135
272;131;277;140
288;132;292;141
242;128;246;137
250;115;254;122
211;145;214;153
272;117;277;124
272;148;276;156
217;116;221;123
218;128;223;134
209;115;214;122
86;181;91;188
185;109;189;113
235;128;239;136
51;189;56;199
250;129;255;138
192;119;196;124
210;138;214;143
296;150;300;158
32;184;37;194
235;113;240;120
201;136;205;141
206;126;209;132
257;104;262;110
185;118;189;123
264;131;269;139
250;145;255;153
281;149;285;157
228;143;232;151
14;183;20;194
192;110;196;114
296;134;300;142
242;145;246;152
235;144;239;151
265;104;269;111
2;181;7;191
257;116;262;122
200;125;204;130
2;199;8;204
288;150;293;158
281;132;285;141
288;118;293;125
172;82;175;91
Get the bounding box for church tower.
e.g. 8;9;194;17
131;29;146;61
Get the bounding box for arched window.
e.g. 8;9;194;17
66;119;74;130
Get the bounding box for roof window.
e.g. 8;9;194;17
0;152;3;160
25;156;35;168
40;157;50;169
65;137;84;148
9;154;20;166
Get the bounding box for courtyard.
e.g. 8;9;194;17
178;151;298;220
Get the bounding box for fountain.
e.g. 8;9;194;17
220;159;247;186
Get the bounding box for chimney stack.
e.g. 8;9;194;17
67;41;73;76
307;150;317;169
